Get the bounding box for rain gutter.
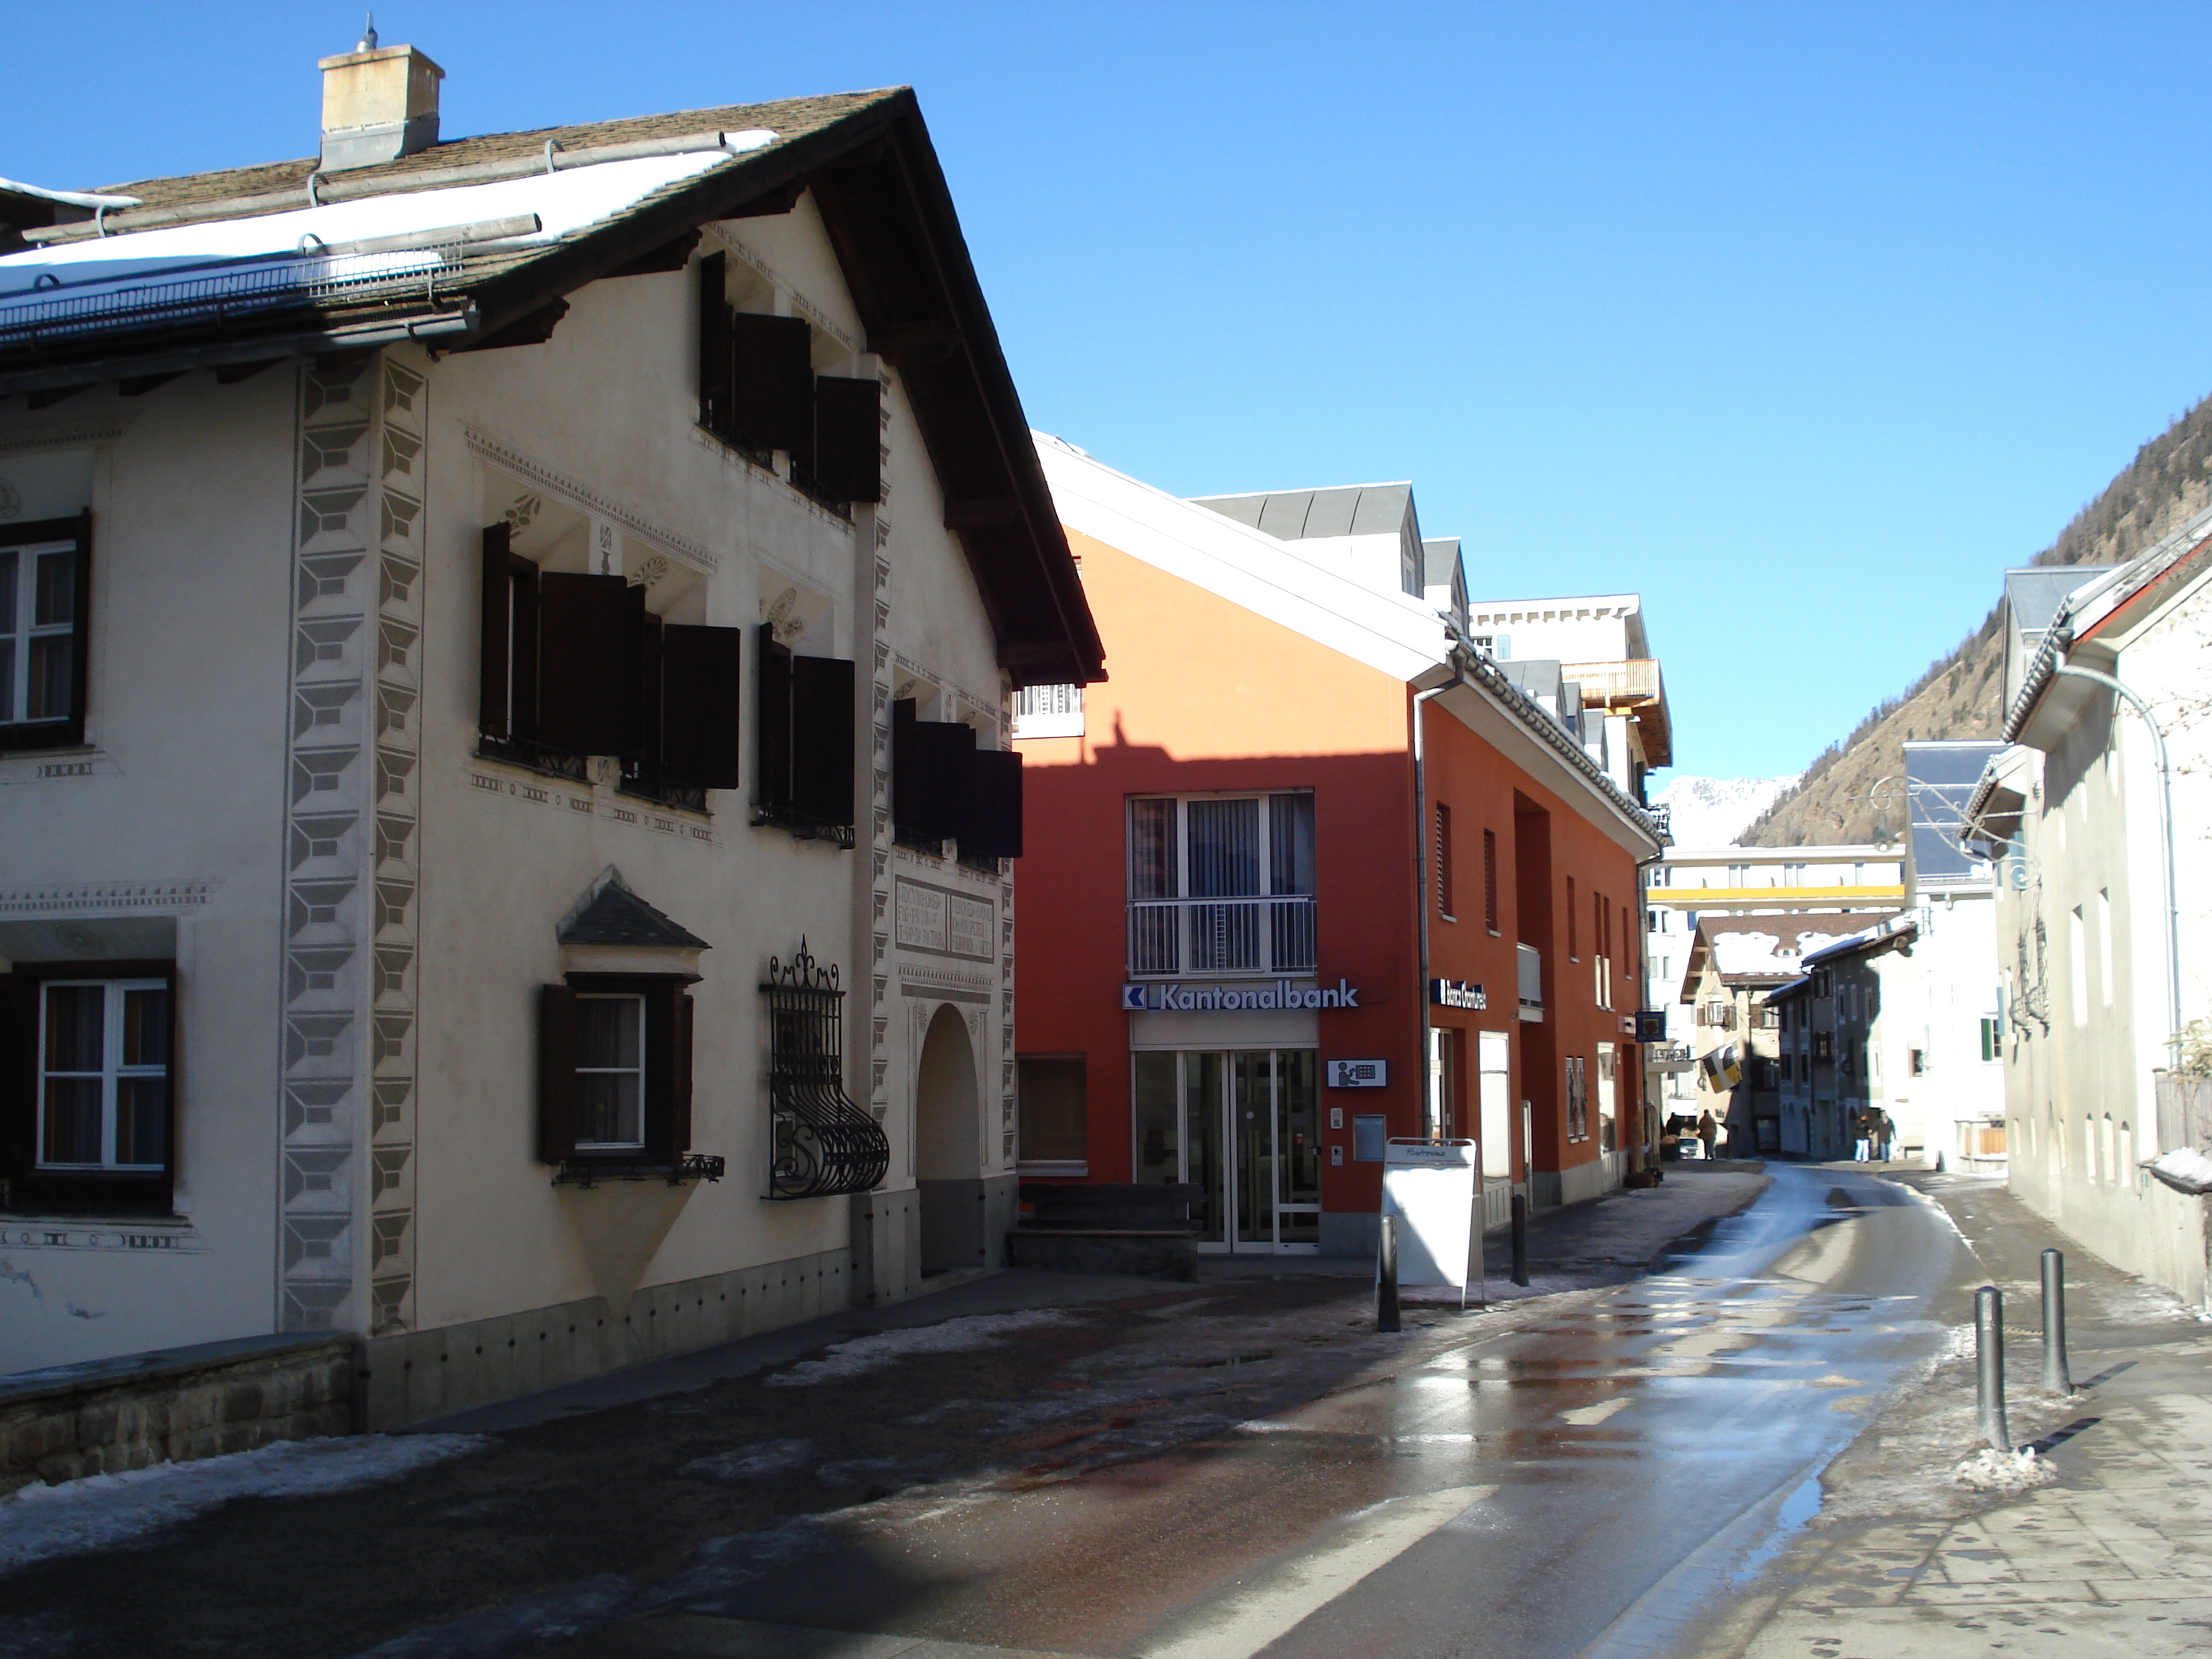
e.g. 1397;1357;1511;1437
0;304;480;397
21;130;764;246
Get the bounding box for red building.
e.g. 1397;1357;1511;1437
1012;441;1668;1254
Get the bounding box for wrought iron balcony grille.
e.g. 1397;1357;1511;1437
761;942;889;1199
1125;895;1316;977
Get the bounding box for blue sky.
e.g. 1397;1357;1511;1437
9;2;2211;778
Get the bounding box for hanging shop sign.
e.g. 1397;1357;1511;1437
1429;979;1485;1010
1634;1010;1668;1041
1121;979;1362;1012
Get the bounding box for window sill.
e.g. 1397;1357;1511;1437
0;1205;186;1223
475;735;590;783
754;803;857;848
619;772;711;817
550;1154;726;1188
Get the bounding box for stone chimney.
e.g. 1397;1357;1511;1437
318;23;444;171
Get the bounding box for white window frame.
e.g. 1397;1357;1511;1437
573;992;648;1150
1125;791;1318;979
1012;683;1084;739
36;977;169;1172
1;532;81;729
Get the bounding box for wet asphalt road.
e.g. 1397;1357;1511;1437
574;1163;1974;1659
0;1166;1972;1659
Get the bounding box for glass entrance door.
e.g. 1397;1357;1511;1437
1136;1050;1318;1251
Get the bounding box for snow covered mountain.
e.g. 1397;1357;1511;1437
1653;775;1799;848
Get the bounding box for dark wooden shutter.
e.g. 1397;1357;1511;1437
0;974;37;1184
538;984;579;1164
668;990;695;1154
966;747;1024;860
661;625;742;789
791;655;855;829
756;625;794;811
915;719;976;845
697;252;731;435
626;587;660;765
812;376;881;503
478;523;513;737
891;698;918;840
732;313;814;452
537;572;632;755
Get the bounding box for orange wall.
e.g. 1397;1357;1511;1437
1015;526;1646;1209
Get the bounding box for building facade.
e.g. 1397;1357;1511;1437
1644;845;1905;1136
0;55;1102;1411
1676;913;1871;1155
1012;444;1665;1255
1768;919;1916;1161
1881;740;2005;1170
1967;533;2212;1307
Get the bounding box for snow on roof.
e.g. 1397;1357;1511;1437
1033;434;1449;685
0;141;770;302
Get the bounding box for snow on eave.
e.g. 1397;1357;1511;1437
1033;434;1447;685
0;176;142;211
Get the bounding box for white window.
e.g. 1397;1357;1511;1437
1;524;87;742
2097;889;2113;1007
37;979;171;1170
1013;683;1084;739
2069;905;2088;1027
1127;792;1316;976
574;993;647;1148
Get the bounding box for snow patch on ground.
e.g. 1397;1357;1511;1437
763;1310;1074;1386
679;1439;814;1481
1954;1446;2056;1492
0;1434;489;1577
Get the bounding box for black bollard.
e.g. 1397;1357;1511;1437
1975;1285;2010;1452
2041;1249;2073;1395
1377;1213;1402;1333
1510;1190;1530;1287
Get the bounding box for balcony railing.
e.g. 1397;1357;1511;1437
1128;896;1317;976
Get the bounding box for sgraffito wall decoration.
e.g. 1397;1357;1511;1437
278;351;426;1336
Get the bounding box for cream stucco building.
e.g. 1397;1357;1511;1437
0;52;1102;1424
1968;543;2212;1307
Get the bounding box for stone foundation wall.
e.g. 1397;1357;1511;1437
359;1241;859;1429
0;1334;355;1496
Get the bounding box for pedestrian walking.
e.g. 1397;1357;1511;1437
1867;1107;1891;1162
1852;1110;1873;1161
1697;1110;1718;1161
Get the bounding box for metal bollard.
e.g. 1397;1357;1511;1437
1377;1213;1402;1333
2041;1248;2073;1395
1510;1190;1530;1287
1975;1285;2010;1452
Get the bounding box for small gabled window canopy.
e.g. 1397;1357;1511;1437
558;868;709;977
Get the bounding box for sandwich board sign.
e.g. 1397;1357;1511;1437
1381;1137;1478;1293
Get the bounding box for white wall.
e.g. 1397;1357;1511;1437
0;188;1020;1373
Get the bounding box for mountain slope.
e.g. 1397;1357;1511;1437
1740;392;2212;848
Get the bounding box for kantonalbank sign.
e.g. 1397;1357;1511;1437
1122;979;1362;1012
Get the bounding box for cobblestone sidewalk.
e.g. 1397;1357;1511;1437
1722;1172;2212;1659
